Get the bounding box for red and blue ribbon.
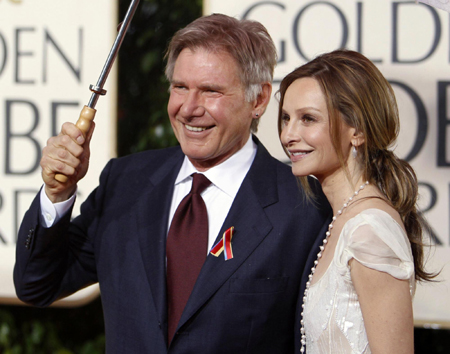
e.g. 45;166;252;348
210;227;234;260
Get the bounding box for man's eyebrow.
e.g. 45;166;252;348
199;83;224;91
170;80;224;92
170;80;185;86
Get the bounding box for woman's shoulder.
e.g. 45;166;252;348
342;206;407;247
329;196;402;246
335;204;415;281
350;208;402;229
339;196;403;232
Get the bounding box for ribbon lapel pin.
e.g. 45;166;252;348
210;227;234;260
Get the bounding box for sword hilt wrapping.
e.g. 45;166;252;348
54;106;96;183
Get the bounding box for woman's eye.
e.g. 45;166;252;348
302;114;315;123
281;114;290;126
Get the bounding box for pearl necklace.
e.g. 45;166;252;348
300;181;369;353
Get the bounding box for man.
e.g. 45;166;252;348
14;14;330;353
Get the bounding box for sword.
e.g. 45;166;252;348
55;0;141;183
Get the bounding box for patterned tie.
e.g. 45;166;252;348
166;173;211;344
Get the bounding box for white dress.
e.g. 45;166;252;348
303;209;415;354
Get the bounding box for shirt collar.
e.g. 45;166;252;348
175;134;257;197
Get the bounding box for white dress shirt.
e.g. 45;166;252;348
40;186;77;228
169;134;256;253
39;134;257;254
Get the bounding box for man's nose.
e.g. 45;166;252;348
180;91;205;118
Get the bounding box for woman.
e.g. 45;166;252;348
278;50;435;354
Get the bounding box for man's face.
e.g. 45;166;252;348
168;47;255;171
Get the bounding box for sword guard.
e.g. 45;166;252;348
89;84;107;95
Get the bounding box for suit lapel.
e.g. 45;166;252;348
177;137;279;331
136;148;184;337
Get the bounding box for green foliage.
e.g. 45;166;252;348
117;0;203;156
0;299;105;353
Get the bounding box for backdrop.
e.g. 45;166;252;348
0;0;117;306
1;0;449;324
204;0;450;327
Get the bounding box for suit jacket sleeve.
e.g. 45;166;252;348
13;161;115;307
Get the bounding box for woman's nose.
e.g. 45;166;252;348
281;121;300;146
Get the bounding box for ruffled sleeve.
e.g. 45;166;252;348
335;209;415;284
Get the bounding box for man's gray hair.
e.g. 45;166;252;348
165;13;277;132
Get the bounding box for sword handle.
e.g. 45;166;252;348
54;106;96;183
53;0;140;183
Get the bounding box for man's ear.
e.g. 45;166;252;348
252;83;272;118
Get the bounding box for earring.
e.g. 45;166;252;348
352;145;357;159
255;113;259;117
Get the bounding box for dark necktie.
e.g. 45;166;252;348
166;173;211;344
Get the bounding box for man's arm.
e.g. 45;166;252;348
14;192;79;306
14;121;96;306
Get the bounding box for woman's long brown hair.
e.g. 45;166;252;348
278;49;436;281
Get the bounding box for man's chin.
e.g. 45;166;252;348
184;152;223;171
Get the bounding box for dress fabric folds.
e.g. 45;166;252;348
304;209;415;354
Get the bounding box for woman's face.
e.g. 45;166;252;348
280;77;355;183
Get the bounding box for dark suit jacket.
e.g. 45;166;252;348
14;137;330;353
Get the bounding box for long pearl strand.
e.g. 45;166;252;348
300;181;369;353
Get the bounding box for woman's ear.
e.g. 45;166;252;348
352;130;365;147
